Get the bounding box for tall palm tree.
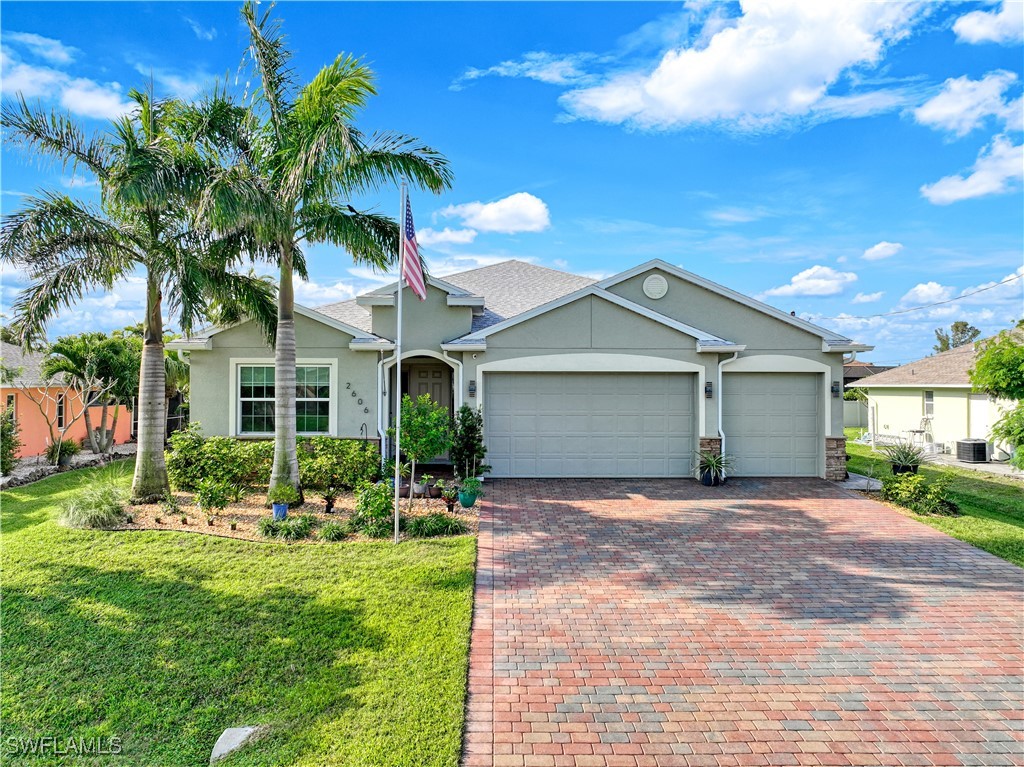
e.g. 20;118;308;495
1;89;276;501
199;2;453;499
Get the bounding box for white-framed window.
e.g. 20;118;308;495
57;394;66;429
237;364;332;435
4;393;15;423
924;390;934;417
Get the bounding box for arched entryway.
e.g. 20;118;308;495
380;349;462;461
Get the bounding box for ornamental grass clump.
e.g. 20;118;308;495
58;465;130;529
406;513;467;538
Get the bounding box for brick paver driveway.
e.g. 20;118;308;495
463;479;1023;767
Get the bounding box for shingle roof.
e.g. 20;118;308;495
857;344;977;387
439;260;596;333
316;300;373;333
0;341;47;387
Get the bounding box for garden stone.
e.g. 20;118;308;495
210;726;264;764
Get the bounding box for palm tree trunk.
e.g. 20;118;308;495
269;245;302;501
131;270;170;502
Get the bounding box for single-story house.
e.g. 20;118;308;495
843;360;893;390
854;341;1011;460
171;259;872;480
0;341;133;459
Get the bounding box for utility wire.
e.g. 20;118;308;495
811;273;1022;321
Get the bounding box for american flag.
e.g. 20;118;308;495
402;197;428;301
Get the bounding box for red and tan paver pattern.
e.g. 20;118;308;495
463;479;1024;767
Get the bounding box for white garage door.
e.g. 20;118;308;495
485;372;695;478
723;373;820;477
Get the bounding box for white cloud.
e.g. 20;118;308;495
920;134;1024;204
957;265;1024;305
132;63;210;100
862;241;903;261
293;278;359;305
953;1;1024;45
440;192;550;234
762;265;858;297
184;17;217;42
0;47;132;120
899;281;955;306
417;227;478;247
61;175;99;189
453;52;599;90
559;0;930;131
426;254;530;277
4;31;78;64
852;291;885;303
705;205;770;224
914;71;1020;136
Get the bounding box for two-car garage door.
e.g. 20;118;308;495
485;372;695;478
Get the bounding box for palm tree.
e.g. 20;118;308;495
198;2;453;499
1;89;276;501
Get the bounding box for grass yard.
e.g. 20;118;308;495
845;428;1024;567
0;462;476;766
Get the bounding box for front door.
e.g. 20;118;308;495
401;363;453;462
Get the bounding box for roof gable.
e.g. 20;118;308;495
597;260;866;351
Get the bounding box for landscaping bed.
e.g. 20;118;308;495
126;489;480;542
0;462;476;766
845;428;1024;567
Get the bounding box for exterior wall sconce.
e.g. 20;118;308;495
468;380;477;398
831;381;841;398
704;381;713;399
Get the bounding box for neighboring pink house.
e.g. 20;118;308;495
1;342;133;460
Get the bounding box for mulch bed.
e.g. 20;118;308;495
122;488;479;542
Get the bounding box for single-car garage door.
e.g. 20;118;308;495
485;372;695;478
723;372;820;476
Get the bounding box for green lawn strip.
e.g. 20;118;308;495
844;428;1024;567
1;462;476;766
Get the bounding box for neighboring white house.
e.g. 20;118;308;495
855;342;1011;460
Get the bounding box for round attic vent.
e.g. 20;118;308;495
643;274;669;300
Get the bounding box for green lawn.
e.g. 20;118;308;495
0;462;476;766
845;428;1024;566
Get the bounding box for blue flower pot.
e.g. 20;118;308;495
272;502;288;521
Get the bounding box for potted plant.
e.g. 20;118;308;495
436;479;458;512
304;454;342;513
881;442;928;475
451;405;490;482
46;438;81;467
694;450;732;486
384;459;411;497
458;477;484;508
426;475;443;498
413;473;431;497
195;478;231;522
268;485;300;521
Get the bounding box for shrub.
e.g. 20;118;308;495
991;403;1024;469
268;484;301;505
348;482;398;537
319;521;347;541
1;410;21;475
259;514;318;540
45;438;81;466
299;437;380;491
58;466;129;529
406;513;467;538
450;405;489;480
195;478;232;513
881;471;959;515
166;425;273;492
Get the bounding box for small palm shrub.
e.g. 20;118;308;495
58;466;130;529
1;410;21;475
319;521;347;541
406;513;467;538
880;442;928;471
881;472;959;515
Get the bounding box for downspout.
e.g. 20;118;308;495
717;352;740;478
377;349;398;463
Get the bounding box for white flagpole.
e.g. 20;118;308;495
393;182;406;544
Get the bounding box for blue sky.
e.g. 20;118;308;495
1;1;1022;364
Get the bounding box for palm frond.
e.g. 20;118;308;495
297;203;398;270
1;96;110;177
341;129;454;195
241;1;295;143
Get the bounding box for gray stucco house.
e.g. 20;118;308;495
171;259;871;480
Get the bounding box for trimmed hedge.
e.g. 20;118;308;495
167;424;379;493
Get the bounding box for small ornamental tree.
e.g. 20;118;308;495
450;405;488;481
970;327;1024;468
389;394;451;510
